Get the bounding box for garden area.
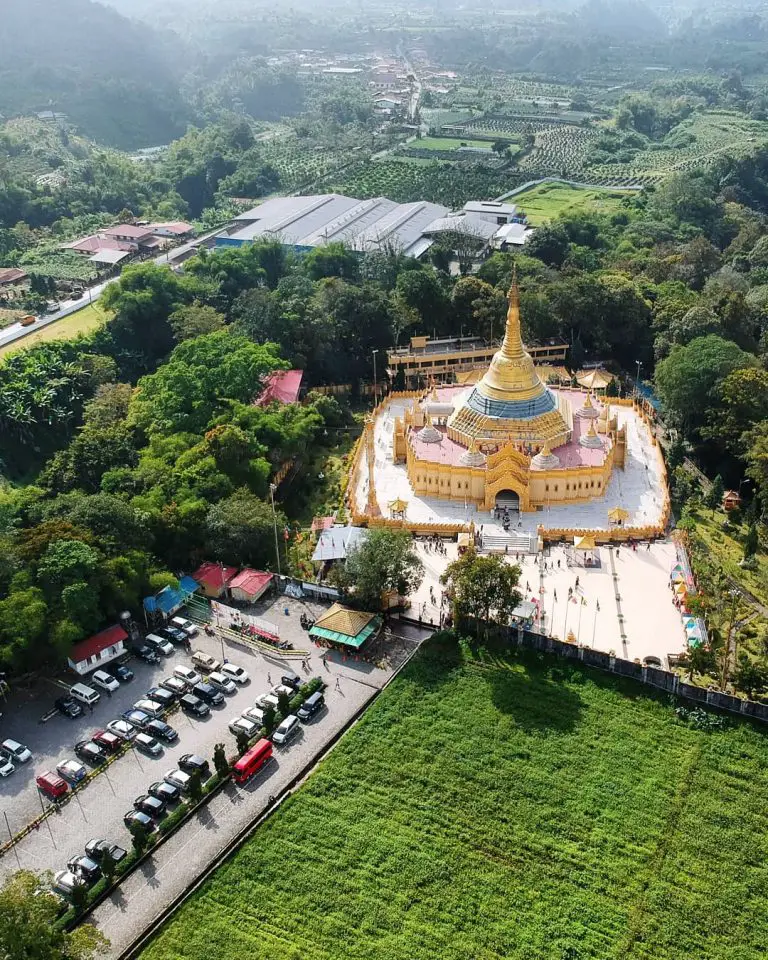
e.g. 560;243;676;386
513;181;635;225
139;638;768;960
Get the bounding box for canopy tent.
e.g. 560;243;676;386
573;535;596;550
388;497;408;518
577;369;612;390
670;562;685;574
674;582;689;596
143;576;200;614
607;506;629;525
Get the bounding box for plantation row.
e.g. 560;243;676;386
18;248;99;282
259;132;372;192
518;124;601;175
446;116;568;138
331;159;525;206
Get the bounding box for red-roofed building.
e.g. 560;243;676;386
192;562;238;598
256;369;303;406
311;515;335;535
67;625;128;676
146;221;194;238
229;569;274;602
101;224;157;243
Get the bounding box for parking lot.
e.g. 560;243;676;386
0;597;423;899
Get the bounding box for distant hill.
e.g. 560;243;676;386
0;0;190;149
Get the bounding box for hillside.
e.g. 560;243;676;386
0;0;189;149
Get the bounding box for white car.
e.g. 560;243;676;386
271;684;296;699
0;738;32;763
91;670;120;693
242;705;266;726
174;665;201;686
171;616;198;637
272;714;300;745
163;768;191;793
53;870;84;896
220;662;249;685
0;755;14;777
56;759;87;784
255;693;280;711
160;676;188;696
106;719;137;741
229;716;259;739
208;671;237;695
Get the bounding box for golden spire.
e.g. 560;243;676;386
499;265;525;362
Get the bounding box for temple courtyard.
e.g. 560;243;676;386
408;537;686;666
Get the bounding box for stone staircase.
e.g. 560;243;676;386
480;529;536;554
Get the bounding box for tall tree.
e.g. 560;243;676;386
441;548;522;639
341;529;424;611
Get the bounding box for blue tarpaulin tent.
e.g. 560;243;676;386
143;577;200;614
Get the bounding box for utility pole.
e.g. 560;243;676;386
270;483;281;577
635;360;642;399
372;349;379;406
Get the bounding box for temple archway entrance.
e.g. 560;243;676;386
495;489;520;513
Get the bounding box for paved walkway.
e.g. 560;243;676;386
89;625;428;958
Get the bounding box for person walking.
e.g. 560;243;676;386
335;677;341;691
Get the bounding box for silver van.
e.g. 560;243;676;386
132;698;165;719
69;683;100;708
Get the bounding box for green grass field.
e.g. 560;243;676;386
141;639;768;960
0;302;109;358
513;182;634;224
414;137;493;151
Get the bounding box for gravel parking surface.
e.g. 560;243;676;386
0;597;425;918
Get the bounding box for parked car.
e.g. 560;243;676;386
220;662;249;685
69;682;100;708
208;671;237;695
179;694;209;718
163;768;192;793
272;715;300;746
1;738;32;763
272;683;297;699
91;670;120;693
280;670;301;691
145;719;178;743
160;626;187;645
256;693;280;711
74;740;107;766
85;838;127;865
92;729;123;754
145;633;174;657
107;663;134;683
132;698;165;719
148;780;180;804
0;756;14;777
242;705;266;726
297;691;325;721
170;616;198;637
229;716;259;739
53;870;85;896
133;645;160;665
191;651;221;673
106;718;137;742
133;794;166;818
121;708;152;729
55;696;84;719
146;686;176;709
159;675;188;696
36;771;68;800
174;665;201;686
134;732;163;757
192;682;224;707
67;855;101;885
178;753;210;778
124;809;155;832
56;759;87;784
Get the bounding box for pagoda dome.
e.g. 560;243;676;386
576;392;599;419
458;439;487;467
416;413;442;444
531;441;561;470
579;421;604;449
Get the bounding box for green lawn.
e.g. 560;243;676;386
513;182;634;224
0;302;109;358
414;137;494;151
141;639;768;960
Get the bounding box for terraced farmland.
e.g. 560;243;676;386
141;639;768;960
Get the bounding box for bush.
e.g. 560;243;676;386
213;742;230;778
159;801;190;835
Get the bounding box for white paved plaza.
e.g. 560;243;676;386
354;394;666;533
408;538;687;665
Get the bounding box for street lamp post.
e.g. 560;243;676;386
635;360;643;398
372;349;379;406
269;483;281;578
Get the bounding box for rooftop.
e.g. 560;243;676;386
192;562;238;590
0;268;27;284
255;369;303;406
226;194;450;258
229;569;273;595
312;526;368;562
101;224;155;240
69;624;128;664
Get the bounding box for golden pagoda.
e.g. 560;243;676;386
447;273;572;453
